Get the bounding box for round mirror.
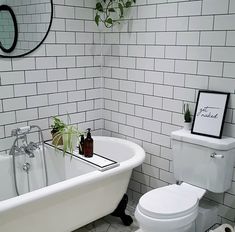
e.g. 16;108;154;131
0;5;18;53
0;0;53;58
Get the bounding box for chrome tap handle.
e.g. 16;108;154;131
28;141;39;150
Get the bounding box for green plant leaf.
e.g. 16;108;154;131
108;7;116;12
118;3;124;16
125;1;132;8
51;116;66;131
183;103;192;123
106;17;113;25
96;2;104;12
95;14;100;26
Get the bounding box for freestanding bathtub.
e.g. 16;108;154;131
0;136;145;232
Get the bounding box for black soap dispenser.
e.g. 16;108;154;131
84;128;93;158
79;134;84;155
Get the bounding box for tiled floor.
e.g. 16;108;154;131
73;201;139;232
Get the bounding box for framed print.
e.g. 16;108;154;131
191;90;230;139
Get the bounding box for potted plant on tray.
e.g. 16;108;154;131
183;103;192;130
51;116;83;155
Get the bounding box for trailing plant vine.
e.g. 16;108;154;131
95;0;136;28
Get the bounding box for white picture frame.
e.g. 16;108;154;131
191;90;230;139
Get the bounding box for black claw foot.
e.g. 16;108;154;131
111;194;133;226
120;214;133;226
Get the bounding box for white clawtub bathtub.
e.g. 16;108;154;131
0;136;145;232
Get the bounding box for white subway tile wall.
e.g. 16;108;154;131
102;0;235;225
0;1;103;153
0;0;235;226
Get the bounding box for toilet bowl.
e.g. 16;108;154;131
135;183;206;232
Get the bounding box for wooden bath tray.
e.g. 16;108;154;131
44;140;120;171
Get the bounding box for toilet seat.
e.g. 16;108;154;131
138;184;199;220
135;183;206;232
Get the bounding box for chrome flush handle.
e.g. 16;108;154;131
210;152;224;159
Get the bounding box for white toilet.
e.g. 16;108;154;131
135;129;235;232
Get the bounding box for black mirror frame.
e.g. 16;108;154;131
0;5;18;54
0;0;53;58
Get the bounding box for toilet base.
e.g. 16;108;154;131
195;200;218;232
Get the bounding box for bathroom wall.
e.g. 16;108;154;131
0;0;102;153
102;0;235;224
1;0;235;226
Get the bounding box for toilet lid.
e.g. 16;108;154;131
138;184;199;219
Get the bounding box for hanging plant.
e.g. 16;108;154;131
95;0;136;28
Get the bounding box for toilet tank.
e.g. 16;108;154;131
171;130;235;193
